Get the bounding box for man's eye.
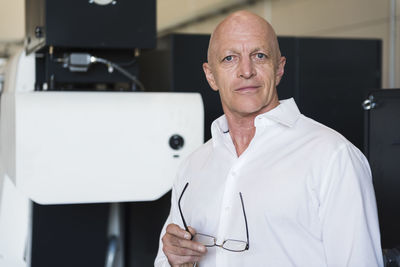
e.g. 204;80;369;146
224;55;233;62
256;53;266;59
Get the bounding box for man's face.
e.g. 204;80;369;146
203;17;285;118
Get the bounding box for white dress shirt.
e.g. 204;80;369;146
154;98;383;267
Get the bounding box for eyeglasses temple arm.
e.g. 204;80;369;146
178;182;191;233
239;192;250;250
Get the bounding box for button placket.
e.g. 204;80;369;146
217;156;248;246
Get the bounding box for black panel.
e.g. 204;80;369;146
31;203;109;267
365;89;400;249
26;0;156;52
298;38;381;150
276;37;297;100
125;191;171;267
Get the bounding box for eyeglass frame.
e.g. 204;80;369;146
178;182;250;252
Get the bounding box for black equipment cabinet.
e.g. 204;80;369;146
26;0;156;91
31;203;109;267
295;38;381;150
139;34;382;150
125;192;172;267
364;89;400;249
30;195;173;267
25;0;156;53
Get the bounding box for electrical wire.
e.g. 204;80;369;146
90;56;145;91
115;58;137;67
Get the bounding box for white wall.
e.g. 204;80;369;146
158;0;257;32
160;1;272;34
171;1;272;33
0;0;24;42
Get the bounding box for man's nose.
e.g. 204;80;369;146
238;57;256;79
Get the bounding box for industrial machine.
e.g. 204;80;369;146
363;90;400;266
0;1;204;267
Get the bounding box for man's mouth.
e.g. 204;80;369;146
235;86;260;92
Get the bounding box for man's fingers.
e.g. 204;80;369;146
167;253;202;266
187;226;197;237
162;236;205;266
162;224;207;266
173;235;206;253
163;232;206;253
166;223;192;240
163;240;205;257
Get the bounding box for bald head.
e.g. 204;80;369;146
202;10;286;120
207;11;281;66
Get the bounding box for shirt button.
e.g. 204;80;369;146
224;206;230;211
231;171;236;176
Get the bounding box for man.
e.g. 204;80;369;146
155;10;383;267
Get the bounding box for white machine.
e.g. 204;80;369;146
0;50;204;267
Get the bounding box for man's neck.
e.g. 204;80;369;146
224;101;280;157
225;113;256;157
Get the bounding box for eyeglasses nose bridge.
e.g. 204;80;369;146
214;242;225;249
215;239;231;249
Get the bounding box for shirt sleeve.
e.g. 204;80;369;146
318;143;383;267
154;214;172;267
154;182;181;267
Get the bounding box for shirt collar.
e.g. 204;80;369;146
211;98;301;146
256;98;301;128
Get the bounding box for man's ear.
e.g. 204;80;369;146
203;62;218;91
275;56;286;86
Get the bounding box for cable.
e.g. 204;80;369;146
90;56;145;91
115;58;137;67
53;52;145;91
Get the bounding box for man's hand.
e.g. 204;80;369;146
162;223;207;267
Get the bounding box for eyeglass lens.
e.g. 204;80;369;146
194;233;247;251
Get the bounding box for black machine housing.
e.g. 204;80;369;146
26;0;156;91
25;0;156;53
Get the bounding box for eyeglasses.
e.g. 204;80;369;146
178;182;250;252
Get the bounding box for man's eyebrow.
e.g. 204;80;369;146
250;47;269;54
221;49;240;55
218;47;271;58
217;49;239;61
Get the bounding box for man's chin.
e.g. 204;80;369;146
234;102;279;118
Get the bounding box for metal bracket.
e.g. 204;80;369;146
105;203;124;267
362;95;377;110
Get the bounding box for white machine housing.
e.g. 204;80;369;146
0;50;204;266
0;50;204;204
